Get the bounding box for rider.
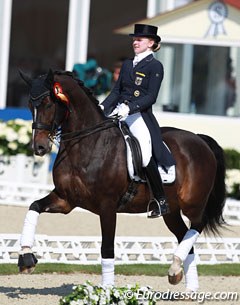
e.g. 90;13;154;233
102;24;175;218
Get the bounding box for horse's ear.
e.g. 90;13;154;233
19;69;32;87
45;69;54;88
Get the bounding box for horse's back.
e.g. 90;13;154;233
161;126;217;160
161;126;217;169
161;127;218;206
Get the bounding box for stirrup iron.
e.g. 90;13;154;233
147;198;161;218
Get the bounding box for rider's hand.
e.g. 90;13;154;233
116;103;130;120
99;103;104;111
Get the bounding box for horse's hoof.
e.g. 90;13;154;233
168;267;183;285
18;252;38;274
19;265;36;274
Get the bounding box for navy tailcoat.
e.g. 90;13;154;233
102;54;175;167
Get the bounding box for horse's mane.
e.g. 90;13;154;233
54;70;101;108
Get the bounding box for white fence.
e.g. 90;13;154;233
0;180;239;265
0;180;239;225
0;234;239;265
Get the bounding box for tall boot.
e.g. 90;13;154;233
145;157;170;218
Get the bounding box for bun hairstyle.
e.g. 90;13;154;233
152;40;161;52
129;24;161;52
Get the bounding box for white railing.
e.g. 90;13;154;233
0;180;239;225
0;234;239;265
0;180;53;206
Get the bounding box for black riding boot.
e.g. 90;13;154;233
145;157;170;218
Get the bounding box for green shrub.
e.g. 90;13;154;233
224;149;240;169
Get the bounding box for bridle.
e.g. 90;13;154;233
31;92;60;130
30;89;118;145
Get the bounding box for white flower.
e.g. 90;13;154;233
226;169;240;193
0;123;6;137
7;142;18;150
0;119;33;156
5;127;18;142
113;289;120;298
59;281;157;305
18;134;30;144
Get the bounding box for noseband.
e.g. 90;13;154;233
30;91;59;133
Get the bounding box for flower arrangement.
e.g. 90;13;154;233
59;281;156;305
0;119;33;156
226;169;240;200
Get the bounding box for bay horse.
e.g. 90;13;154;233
18;70;226;291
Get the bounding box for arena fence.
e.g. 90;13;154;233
0;181;239;265
0;234;239;265
0;181;240;225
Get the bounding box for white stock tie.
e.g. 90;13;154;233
133;55;139;67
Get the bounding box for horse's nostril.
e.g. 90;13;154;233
35;145;46;156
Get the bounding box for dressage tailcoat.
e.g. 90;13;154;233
102;54;175;167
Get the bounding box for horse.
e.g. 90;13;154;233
18;69;226;292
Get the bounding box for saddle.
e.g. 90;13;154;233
119;122;176;184
120;122;145;181
117;121;175;211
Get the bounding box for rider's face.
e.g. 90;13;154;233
132;37;154;55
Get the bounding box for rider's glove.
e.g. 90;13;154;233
99;103;104;111
115;103;130;120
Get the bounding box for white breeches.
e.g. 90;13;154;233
124;112;152;167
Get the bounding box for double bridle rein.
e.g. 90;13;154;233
31;92;118;144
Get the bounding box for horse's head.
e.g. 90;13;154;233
20;69;70;156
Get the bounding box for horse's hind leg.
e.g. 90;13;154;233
163;211;199;291
18;190;72;273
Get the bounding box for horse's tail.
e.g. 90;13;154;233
197;134;226;235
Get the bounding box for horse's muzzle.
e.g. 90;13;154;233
34;144;50;156
33;132;52;156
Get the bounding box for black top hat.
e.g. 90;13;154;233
129;24;161;43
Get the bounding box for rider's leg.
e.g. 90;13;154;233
124;113;151;167
124;113;169;217
145;157;169;217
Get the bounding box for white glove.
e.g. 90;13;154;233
115;103;130;120
109;106;119;117
99;104;104;111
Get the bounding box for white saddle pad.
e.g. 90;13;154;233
125;138;176;184
158;164;176;184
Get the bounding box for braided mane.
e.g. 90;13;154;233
54;70;100;107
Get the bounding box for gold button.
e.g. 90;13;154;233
134;90;140;97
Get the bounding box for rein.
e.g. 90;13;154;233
60;118;118;142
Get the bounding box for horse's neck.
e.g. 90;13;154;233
63;97;103;132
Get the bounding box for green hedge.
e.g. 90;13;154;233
224;149;240;169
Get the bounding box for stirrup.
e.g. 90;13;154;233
147;198;161;218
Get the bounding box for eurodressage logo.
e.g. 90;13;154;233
205;0;228;38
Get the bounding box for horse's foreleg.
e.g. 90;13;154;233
99;209;117;285
18;208;39;273
18;190;72;273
